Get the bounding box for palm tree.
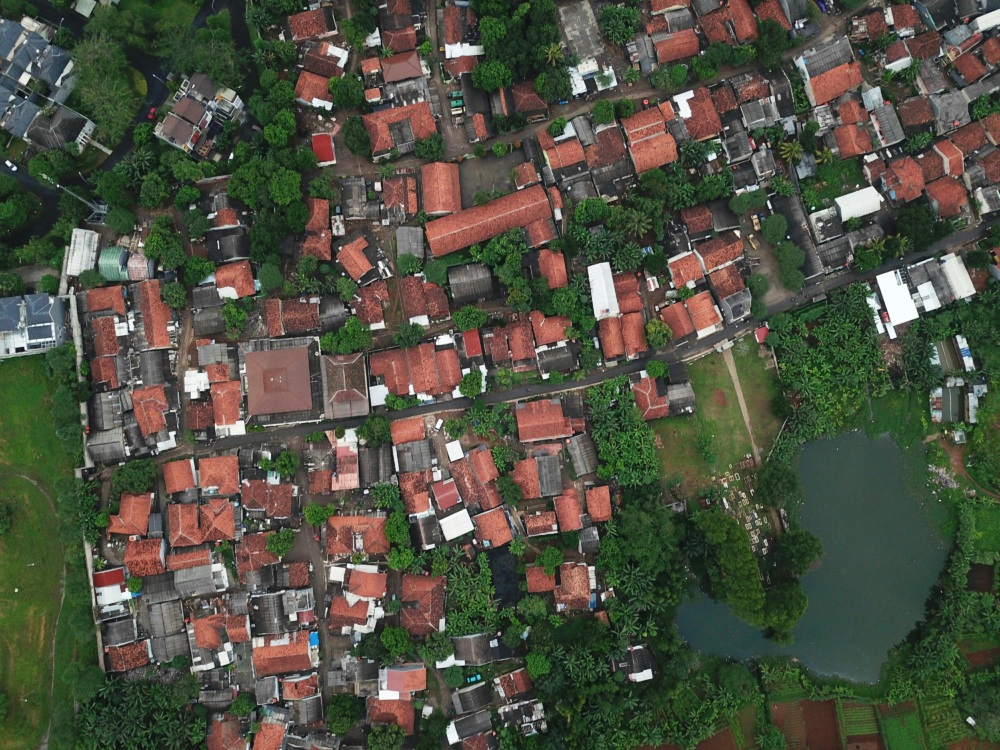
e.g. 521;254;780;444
779;140;804;164
543;42;564;67
816;147;835;164
380;45;394;57
624;208;652;238
377;162;396;180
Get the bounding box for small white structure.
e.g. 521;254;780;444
66;227;100;277
835;187;884;221
439;509;474;541
876;269;919;325
588;262;619;320
940;252;976;300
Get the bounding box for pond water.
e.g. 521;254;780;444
676;431;948;682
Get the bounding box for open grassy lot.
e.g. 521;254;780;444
0;357;77;750
970;504;1000;561
730;340;784;453
879;704;928;750
654;350;757;493
800;158;865;209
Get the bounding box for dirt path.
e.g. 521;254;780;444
722;347;761;464
937;438;1000;500
5;473;64;750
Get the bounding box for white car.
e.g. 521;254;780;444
4;159;17;172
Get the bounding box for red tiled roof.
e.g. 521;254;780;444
193;610;251;650
85;286;126;315
925;176;967;219
463;329;483;358
526;565;556;592
431;478;460;510
355;281;388;324
252;632;314;678
633;372;671;420
108;492;152;536
861;9;887;38
329;595;370;629
554;488;583;531
660;302;695;339
236;532;280;581
512;81;548;114
684;87;723;141
513;459;541;500
668;251;704;287
282;673;320;701
132;385;169;437
368;698;416;735
621;312;648;358
205;363;231;383
951;121;986;154
699;7;731;44
295;71;333;105
489;320;536;366
907;31;941;60
697;231;743;271
241;479;294;518
215;260;255;298
469;444;499;483
599;316;625;360
585;485;613;521
834;123;873;158
199;455;240;496
555;562;591;611
544;138;585;171
106;641;150;672
425;184;552;257
361;56;381;75
934;139;964;176
984;113;1000;146
472;113;488;141
252;723;285;750
529;310;570;346
210;380;242;427
166;548;211;571
287;8;333;40
654;28;700;63
954;52;986;83
305;197;329;234
982;36;1000;66
525;218;555;248
124;538;165;577
711;84;739;115
584;126;628;169
614;272;643;314
686;290;722;332
980;149;1000;182
391;415;426;445
899;99;936;133
515;398;573;442
400;574;446;635
383;175;419;214
168;503;201;547
756;0;791;29
138;280;171;349
451;455;502;510
473;506;513;547
383;25;417;53
864;157;887;184
729;0;758;41
733;72;770;103
163;459;196;495
369;343;462;397
301;230;332;261
89;356;119;389
385;665;427;695
524;510;558;536
311;132;335;164
882;156;924;203
326;516;390;556
681;204;714;235
362;102;435;155
512;162;538;190
652;0;691;10
347;569;388;599
337;236;373;281
398;470;431;509
709;264;747;299
838;100;869;124
628;131;679;174
400;276;450;320
537;248;568;288
443;4;462;44
91;316;120;357
891;4;921;30
808;61;863;105
915;150;945;183
206;716;243;750
421;162;462;215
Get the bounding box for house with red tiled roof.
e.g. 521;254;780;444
555;562;593;612
526;565;556;592
795;41;863;107
382;174;419;222
355;280;389;329
215;260;255;299
391;415;426;445
132;385;172;439
362;102;436;159
369;343;462;399
400;276;450;324
685;291;724;337
124;538;166;577
487;320;537;372
368;697;416;735
668;251;705;288
425;184;553;257
336;233;379;285
163;459;196;495
554;488;583;532
934;139;964;176
676;87;722;141
653;29;700;64
882;156;927;205
536;248;568;288
236;532;280;581
680;204;713;237
695;231;744;273
346;568;388;600
660;302;696;341
199;455;240;496
295;71;333;109
329;595;375;633
598;316;625;361
524;511;559;536
529;311;570;347
285;7;337;42
136;280;173;350
473;506;513;548
420;162;462;216
621;107;678;174
106;641;151;672
326;516;390;558
954;52;986;84
210;380;242;430
311;132;336;166
383;25;417;53
925;177;969;220
515;399;576;442
380;664;427;699
834;123;873;158
241;479;294;518
252;631;316;677
494;668;532;702
888;4;921;35
585;485;613;522
400;574;446;635
950;121;986;156
108;493;153;536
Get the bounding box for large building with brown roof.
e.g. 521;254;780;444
425;184;553;257
362;102;437;159
369;343;462;398
326;516;390;558
242;340;321;422
420;162;462;216
621;106;678;174
515;398;576;442
320;352;369;419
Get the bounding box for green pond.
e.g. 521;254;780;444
676;431;948;682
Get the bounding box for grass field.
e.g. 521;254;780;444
880;707;928;750
730;340;784;453
0;357;77;750
839;701;879;736
970;504;1000;560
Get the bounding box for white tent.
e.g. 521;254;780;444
835;187;884;221
588;262;619;320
